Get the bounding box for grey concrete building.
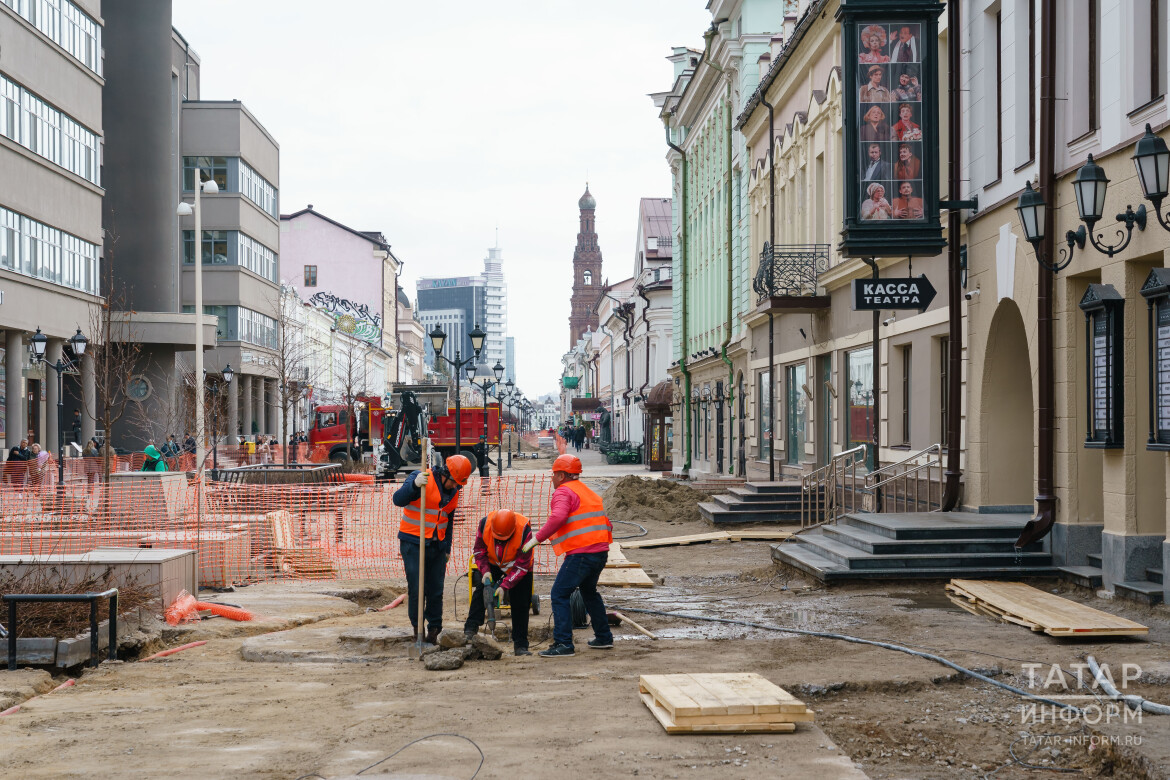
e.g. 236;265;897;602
0;0;105;454
100;2;279;449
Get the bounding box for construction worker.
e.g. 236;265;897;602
393;453;472;644
464;509;534;655
522;453;613;657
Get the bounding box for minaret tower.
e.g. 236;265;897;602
569;184;603;348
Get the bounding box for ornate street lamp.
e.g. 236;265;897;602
1133;123;1170;229
427;323;486;453
31;327;87;497
1066;154;1147;259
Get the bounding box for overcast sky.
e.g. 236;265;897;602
173;1;709;400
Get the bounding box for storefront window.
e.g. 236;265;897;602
787;364;808;465
757;370;771;461
846;348;875;469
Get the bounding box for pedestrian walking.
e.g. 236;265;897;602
523;454;614;657
141;444;167;472
70;409;83;446
6;438;30;492
392;454;472;644
83;438;100;489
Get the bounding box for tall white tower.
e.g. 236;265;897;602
482;242;508;371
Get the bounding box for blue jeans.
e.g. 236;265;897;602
550;551;612;647
400;537;447;633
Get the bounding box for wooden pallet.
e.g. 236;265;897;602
605;542;641;568
725;529;794;542
267;509;337;577
598;566;655;588
639;673;813;734
946;579;1149;637
621;532;731;549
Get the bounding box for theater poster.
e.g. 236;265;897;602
838;0;945;258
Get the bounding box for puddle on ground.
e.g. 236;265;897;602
605;575;865;641
887;590;964;612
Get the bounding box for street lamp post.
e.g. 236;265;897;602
466;360;505;475
177;170;219;475
203;364;234;480
428;323;486;456
31;327;87;497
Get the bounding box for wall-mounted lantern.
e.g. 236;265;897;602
1140;268;1170;450
1079;284;1125;448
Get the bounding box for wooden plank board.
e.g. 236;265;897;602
947;579;1148;637
725;529;794;542
605;543;641;569
639;673;811;718
639;693;797;734
597;567;654;588
621;532;731;549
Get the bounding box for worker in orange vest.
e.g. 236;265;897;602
464;509;535;655
522;453;613;657
393;454;472;644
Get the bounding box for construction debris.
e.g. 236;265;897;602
422;648;466;671
639;673;815;734
946;579;1149;637
612;610;658;640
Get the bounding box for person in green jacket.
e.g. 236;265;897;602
142;444;168;472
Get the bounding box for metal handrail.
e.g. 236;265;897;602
865;443;943;514
801;445;867;528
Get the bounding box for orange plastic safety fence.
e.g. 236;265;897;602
0;473;559;589
554;435;567;455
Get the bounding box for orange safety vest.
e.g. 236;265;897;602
401;477;459;541
549;480;613;556
482;512;531;571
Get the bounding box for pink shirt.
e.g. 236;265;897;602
536;483;610;556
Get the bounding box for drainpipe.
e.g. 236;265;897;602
720;84;736;474
761;94;777;483
863;257;882;510
940;0;964;511
1017;0;1058;547
637;282;653;448
666;126;692;473
621;305;634;441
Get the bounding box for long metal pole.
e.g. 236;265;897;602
453;350;461;454
56;364;64;496
941;0;964;511
194;176;206;475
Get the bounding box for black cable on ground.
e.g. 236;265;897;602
356;733;484;778
611;519;647;540
617;607;1082;714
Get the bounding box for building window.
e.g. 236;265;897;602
237;233;277;282
901;345;912;444
786;363;807;465
1136;0;1168;106
583;270;593;286
182;231;229;265
0;205;99;294
239;159;278;218
184;304;276;349
0;0;102;75
846;348;874;469
757;369;771;461
304;265;317;287
183;157;229;191
0;73;101;185
994;11;1003;182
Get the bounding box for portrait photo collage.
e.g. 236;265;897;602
857;21;925;222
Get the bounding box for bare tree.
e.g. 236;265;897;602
269;286;323;465
335;335;371;460
84;225;143;482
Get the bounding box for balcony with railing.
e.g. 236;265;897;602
752;243;831;313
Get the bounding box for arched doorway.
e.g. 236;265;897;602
982;300;1034;506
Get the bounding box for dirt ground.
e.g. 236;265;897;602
2;471;1169;779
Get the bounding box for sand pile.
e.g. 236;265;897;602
603;476;714;527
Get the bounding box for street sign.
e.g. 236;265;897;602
852;276;937;311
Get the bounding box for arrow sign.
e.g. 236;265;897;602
852;276;938;311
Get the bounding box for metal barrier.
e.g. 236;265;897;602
800;445;867;528
5;588;118;670
215;463;343;485
864;444;943;514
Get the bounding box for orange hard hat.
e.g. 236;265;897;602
445;454;472;485
490;509;517;540
552;454;583;475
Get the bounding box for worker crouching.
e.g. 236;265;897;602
523;454;614;657
393;454;472;644
464;509;534;656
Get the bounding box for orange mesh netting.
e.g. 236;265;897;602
0;472;558;589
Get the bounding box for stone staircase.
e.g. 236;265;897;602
1060;554;1164;605
771;511;1057;583
698;482;803;524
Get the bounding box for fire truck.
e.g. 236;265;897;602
307;383;501;479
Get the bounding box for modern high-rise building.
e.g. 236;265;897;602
505;337;516;384
481;244;508;371
0;0;105;450
416;275;486;367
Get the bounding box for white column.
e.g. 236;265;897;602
5;331;24;449
242;374;254;438
227;376;239;444
81;351;95;443
45;338;62;459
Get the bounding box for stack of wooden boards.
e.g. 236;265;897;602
946;579;1149;637
266;510;337;578
599;542;654;588
639;673;814;734
620;529;792;549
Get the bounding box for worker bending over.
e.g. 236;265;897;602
464;509;534;655
393;454;472;644
522;454;614;657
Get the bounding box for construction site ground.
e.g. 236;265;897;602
2;454;1170;778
